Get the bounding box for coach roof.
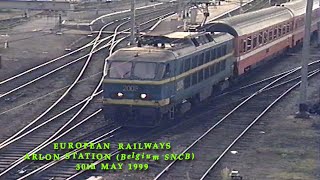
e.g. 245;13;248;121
202;6;293;37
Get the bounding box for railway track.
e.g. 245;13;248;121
151;67;320;180
0;19;116;178
0;6;175;112
205;59;320;110
0;7;176;180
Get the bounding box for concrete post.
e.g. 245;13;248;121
130;0;136;46
297;0;314;118
24;9;29;18
96;0;101;16
317;22;320;46
4;41;9;49
318;0;320;46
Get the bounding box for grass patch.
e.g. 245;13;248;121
267;172;314;180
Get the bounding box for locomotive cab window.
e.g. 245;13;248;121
109;61;133;79
162;64;171;78
133;62;157;79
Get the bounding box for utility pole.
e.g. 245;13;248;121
297;0;313;118
178;0;182;19
317;0;320;46
130;0;136;46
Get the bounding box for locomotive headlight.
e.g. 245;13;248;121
140;93;147;99
117;92;124;97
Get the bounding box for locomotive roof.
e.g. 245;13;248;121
108;47;176;63
108;31;233;63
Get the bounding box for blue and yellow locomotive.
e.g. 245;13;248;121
103;31;235;127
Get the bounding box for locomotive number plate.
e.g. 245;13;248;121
123;85;138;91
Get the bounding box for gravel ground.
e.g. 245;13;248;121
216;77;320;180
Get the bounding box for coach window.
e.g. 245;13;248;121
199;53;204;66
263;31;268;44
278;26;282;37
282;25;286;35
211;49;216;60
210;64;215;76
253;35;257;49
247;36;252;51
198;69;204;82
258;32;263;45
184;58;191;72
273;28;277;39
192;73;198;85
205;51;211;63
269;30;273;41
192;55;198;68
241;39;246;53
204;67;210;79
286;23;290;33
184;76;191;88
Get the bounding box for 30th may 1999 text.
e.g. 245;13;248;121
23;142;195;171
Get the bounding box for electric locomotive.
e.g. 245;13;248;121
103;31;235;127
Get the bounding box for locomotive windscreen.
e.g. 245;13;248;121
108;61;157;80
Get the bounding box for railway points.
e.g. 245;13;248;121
0;0;319;180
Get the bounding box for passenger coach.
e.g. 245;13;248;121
203;0;320;75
